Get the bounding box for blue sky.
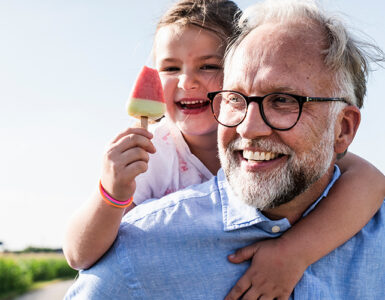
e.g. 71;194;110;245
1;0;384;250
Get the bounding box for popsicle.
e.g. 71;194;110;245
126;66;166;129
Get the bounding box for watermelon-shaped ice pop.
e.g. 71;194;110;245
126;66;166;129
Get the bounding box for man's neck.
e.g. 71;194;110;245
262;165;335;224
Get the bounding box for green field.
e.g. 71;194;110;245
0;253;77;299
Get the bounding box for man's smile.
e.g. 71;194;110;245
234;149;288;172
242;150;281;161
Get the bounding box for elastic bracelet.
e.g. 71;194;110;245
99;180;133;208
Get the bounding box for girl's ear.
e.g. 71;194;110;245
334;105;361;154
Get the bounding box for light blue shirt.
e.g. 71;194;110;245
65;167;385;299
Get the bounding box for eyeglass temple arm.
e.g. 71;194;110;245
305;96;348;104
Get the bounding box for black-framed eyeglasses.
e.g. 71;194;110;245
207;90;348;131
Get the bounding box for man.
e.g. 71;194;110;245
65;0;385;299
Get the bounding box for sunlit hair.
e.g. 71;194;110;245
225;0;385;108
155;0;241;50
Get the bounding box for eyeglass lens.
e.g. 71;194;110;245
211;92;301;129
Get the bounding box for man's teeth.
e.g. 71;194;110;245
179;100;207;105
243;150;279;161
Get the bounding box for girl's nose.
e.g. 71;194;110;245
177;71;199;90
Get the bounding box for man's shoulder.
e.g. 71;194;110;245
123;176;221;224
296;200;385;298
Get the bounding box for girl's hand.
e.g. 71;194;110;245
100;127;156;201
225;238;306;300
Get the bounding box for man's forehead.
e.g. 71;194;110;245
224;21;330;95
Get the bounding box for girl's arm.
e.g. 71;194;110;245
63;127;154;270
225;152;385;300
63;192;134;270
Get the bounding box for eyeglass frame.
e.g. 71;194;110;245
207;90;349;131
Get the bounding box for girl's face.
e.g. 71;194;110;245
154;25;224;138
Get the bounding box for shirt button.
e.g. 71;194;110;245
271;225;281;233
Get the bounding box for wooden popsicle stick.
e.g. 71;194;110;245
140;116;148;129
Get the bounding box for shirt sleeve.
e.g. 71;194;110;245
64;245;131;299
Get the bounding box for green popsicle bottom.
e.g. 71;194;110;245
127;98;166;120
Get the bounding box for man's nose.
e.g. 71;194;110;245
236;102;273;139
177;71;199;90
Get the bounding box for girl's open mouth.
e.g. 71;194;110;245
176;100;210;114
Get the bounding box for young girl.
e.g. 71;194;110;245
63;0;385;298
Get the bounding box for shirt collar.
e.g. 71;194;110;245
217;166;341;232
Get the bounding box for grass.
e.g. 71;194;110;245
0;253;77;299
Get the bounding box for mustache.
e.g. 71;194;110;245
226;137;293;155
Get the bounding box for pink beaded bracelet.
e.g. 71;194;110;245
99;180;133;208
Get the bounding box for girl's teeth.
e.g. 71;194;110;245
180;100;206;105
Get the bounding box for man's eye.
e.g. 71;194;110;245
229;96;241;103
274;97;289;103
271;96;297;105
224;94;243;105
267;95;299;112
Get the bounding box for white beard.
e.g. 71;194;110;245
218;127;335;210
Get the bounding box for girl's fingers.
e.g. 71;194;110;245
121;147;150;167
104;147;150;179
224;275;251;300
228;243;257;263
110;133;156;155
111;127;153;144
123;160;149;178
242;287;262;300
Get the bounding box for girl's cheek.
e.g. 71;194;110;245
160;76;178;103
160;77;179;120
204;71;224;91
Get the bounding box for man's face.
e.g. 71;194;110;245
218;22;338;210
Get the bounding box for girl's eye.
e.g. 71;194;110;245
161;66;180;72
201;64;222;71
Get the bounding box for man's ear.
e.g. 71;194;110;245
334;105;361;154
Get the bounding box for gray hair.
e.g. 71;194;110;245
225;0;385;108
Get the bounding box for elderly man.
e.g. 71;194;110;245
65;0;385;299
